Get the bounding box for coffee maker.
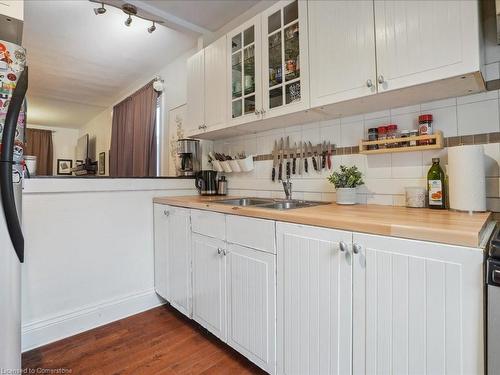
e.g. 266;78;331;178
176;139;201;176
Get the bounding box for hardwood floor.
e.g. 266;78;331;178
22;305;267;375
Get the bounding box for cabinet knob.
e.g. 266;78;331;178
366;79;373;88
223;249;228;256
353;243;361;254
377;75;385;84
163;210;169;217
260;109;266;115
254;110;259;115
198;125;201;130
217;248;222;255
339;241;348;252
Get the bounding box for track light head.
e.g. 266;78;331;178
93;3;106;15
148;22;156;33
124;15;132;27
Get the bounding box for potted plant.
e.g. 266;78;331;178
327;165;364;205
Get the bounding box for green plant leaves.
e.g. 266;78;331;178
327;165;364;188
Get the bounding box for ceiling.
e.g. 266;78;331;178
23;0;259;129
143;0;259;32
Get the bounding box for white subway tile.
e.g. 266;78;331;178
485;62;500;81
420;97;457;110
341;114;364;124
320;124;341;145
390;104;420;116
340;120;364;147
484;143;500;177
391;151;423;178
457;90;498;105
457;99;500;135
303;192;322;201
322;192;336;202
393;195;406;206
431;106;458;137
364;109;390;120
390;112;419;131
366;194;394;206
365;154;392;179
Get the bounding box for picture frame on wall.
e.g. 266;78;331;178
99;152;105;175
57;159;73;175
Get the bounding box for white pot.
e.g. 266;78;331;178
336;188;357;205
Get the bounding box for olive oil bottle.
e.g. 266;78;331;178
427;158;446;209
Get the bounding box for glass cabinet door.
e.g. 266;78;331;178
229;19;261;123
263;0;308;116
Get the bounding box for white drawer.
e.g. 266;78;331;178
226;215;276;254
190;209;225;239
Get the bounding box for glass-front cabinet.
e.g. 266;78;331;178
262;0;309;118
227;16;262;126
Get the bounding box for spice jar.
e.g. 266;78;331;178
409;130;419;146
386;124;399;148
400;130;410;147
418;114;433;145
377;126;387;149
367;128;378;150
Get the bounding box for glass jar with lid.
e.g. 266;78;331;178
377;126;387;149
386;124;399;148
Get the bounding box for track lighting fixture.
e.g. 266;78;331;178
124;15;132;27
93;2;106;15
89;0;164;33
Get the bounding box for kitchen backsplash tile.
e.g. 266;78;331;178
214;90;500;211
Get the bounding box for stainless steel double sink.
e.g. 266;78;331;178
214;197;329;210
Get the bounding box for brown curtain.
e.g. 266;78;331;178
109;81;159;177
25;128;54;176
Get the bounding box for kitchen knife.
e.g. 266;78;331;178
310;141;318;171
327;141;332;170
298;141;303;175
286;136;291;179
304;142;309;173
271;140;278;181
321;141;327;170
278;137;283;181
292;142;297;174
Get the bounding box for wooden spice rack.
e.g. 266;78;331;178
359;131;444;155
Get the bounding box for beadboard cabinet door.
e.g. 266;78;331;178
374;0;481;92
186;49;205;133
276;222;353;375
308;0;376;107
204;36;227;132
192;233;227;341
352;233;484;375
226;243;276;374
261;0;309;119
153;204;169;300
166;206;192;318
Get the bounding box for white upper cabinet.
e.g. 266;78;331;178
352;233;484;375
204;36;227;131
227;15;262;126
0;0;23;21
374;0;481;92
308;0;377;106
186;49;205;134
261;0;309;119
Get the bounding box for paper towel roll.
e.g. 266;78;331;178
448;144;486;212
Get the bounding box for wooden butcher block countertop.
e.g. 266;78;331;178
153;195;494;248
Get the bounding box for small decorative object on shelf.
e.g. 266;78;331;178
327;165;364;205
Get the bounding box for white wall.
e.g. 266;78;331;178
77;48;197;177
27;124;79;175
21;178;196;351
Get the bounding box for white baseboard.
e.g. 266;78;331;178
22;289;166;352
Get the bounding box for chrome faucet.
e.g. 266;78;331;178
282;177;292;200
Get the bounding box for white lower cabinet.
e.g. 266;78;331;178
276;223;353;375
352;233;484;375
226;243;276;373
192;233;227;341
153;204;192;317
167;206;192;317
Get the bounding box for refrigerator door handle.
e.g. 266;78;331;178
0;67;28;263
